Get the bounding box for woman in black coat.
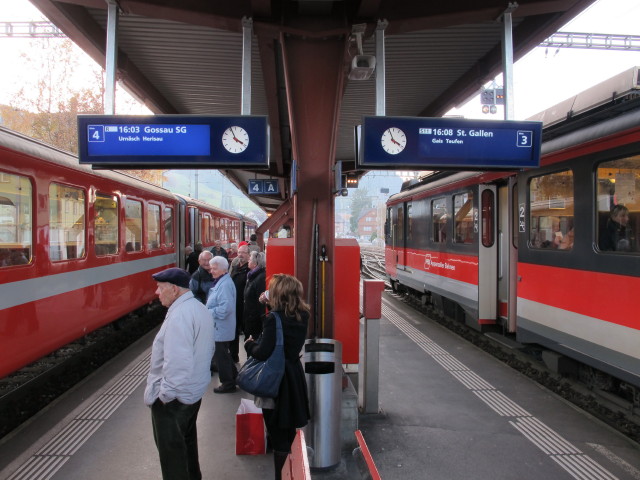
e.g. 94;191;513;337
244;274;310;480
243;251;267;340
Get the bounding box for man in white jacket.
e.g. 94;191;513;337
145;267;214;480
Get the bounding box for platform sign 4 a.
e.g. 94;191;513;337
248;179;279;195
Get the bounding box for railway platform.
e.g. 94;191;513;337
1;290;639;480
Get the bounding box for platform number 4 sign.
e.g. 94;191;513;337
248;179;279;195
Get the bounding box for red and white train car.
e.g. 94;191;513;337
385;67;640;390
0;127;257;378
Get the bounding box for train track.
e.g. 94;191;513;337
359;246;640;444
0;304;165;440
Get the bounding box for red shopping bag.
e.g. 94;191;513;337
235;398;266;455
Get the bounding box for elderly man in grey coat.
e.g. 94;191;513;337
205;256;237;393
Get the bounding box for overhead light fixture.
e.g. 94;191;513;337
349;24;376;81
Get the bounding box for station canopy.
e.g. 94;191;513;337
31;0;595;214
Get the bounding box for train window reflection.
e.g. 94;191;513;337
164;206;174;248
529;170;574;250
596;156;639;254
125;199;143;252
0;172;32;267
148;204;161;250
49;184;85;261
201;213;212;244
94;193;118;255
454;192;474;244
432;198;448;243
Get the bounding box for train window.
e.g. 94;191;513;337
49;184;85;261
147;204;161;250
221;218;228;243
0;172;32;267
94;193;119;255
231;221;240;244
164;206;174;248
481;190;494;248
125;199;143;252
512;183;519;248
454;192;474;244
201;214;212;244
432;198;448;243
214;217;221;240
396;206;404;245
596;156;640;254
529;170;574;250
406;203;413;243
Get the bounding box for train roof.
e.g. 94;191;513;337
528;65;640;141
174;193;257;224
0;126;174;199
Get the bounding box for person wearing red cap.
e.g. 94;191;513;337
145;267;215;480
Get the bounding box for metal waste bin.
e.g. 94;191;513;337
303;338;342;469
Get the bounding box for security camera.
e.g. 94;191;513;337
348;55;376;81
341;188;349;196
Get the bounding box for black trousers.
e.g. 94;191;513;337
214;341;238;388
262;408;296;452
151;399;202;480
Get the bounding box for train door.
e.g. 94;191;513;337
384;206;397;278
186;206;199;246
478;185;497;324
396;203;407;270
497;179;518;332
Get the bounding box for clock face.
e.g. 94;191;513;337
222;126;249;154
380;127;406;155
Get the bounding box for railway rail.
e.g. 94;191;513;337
360;245;640;444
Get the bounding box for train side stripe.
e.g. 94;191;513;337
518;298;640;368
517;263;640;331
1;254;176;310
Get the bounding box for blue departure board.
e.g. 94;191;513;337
78;115;269;168
358;116;542;170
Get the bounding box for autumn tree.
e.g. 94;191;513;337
6;38;104;152
349;187;371;234
4;37;165;186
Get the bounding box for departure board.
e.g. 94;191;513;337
78;115;269;168
358;116;542;170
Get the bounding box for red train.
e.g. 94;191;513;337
385;67;640;393
0;127;257;378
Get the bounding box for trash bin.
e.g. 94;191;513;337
303;338;342;470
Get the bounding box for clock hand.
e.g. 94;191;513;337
230;127;244;144
391;138;401;146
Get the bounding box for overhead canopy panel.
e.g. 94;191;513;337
30;0;596;213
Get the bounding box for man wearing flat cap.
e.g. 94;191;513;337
144;267;215;480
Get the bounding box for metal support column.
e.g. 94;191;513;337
375;20;387;116
104;0;119;115
359;280;385;414
241;17;253;115
501;3;518;120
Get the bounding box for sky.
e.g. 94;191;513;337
1;0;639;118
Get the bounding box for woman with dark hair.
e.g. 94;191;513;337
243;251;267;340
243;274;310;480
600;204;633;252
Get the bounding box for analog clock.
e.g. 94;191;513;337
222;126;249;154
381;127;406;155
